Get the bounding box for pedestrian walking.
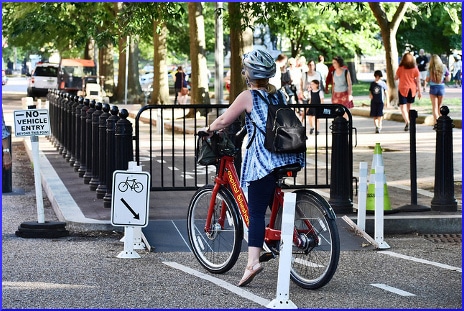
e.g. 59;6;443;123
451;55;461;88
174;66;188;105
416;49;429;93
304;79;324;135
316;55;329;90
369;70;388;133
426;54;451;122
330;56;353;119
395;52;422;131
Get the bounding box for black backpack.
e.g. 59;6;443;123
248;90;306;153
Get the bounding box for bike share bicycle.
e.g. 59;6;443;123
187;129;340;289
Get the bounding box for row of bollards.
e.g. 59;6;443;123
47;89;133;208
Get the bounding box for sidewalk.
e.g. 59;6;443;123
1;91;462;236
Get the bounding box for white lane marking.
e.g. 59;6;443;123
379;251;462;272
2;281;96;289
168;166;179;171
163;261;271;307
370;283;416;296
171;220;192;252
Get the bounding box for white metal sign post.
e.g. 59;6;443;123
14;106;68;238
14;108;51;223
111;168;150;258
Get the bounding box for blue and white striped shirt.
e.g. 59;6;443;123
240;90;305;188
2;116;10;139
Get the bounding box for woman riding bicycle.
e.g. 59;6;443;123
202;49;305;287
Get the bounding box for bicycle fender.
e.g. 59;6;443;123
292;189;337;220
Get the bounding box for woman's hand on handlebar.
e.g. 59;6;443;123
198;127;213;138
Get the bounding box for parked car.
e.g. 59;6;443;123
27;62;59;99
139;72;154;85
2;70;7;85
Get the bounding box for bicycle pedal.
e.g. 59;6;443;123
259;252;276;263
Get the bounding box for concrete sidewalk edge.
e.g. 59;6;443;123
23;139;115;232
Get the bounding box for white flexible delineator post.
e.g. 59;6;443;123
375;166;390;249
267;192;297;309
357;162;368;231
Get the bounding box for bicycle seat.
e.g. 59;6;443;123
273;163;301;178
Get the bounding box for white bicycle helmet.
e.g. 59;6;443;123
242;49;276;80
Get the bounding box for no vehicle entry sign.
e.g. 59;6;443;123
13;109;51;137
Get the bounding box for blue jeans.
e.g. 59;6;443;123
247;173;277;248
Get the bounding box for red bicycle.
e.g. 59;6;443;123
187;130;340;289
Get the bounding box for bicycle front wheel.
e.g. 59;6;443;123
276;189;340;289
187;185;243;274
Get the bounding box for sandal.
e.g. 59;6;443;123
237;262;263;287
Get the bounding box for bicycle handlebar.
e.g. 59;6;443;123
197;130;210;138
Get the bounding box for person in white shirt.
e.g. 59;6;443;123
315;55;329;88
451;55;461;88
269;53;287;90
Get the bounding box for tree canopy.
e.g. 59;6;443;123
2;2;461;104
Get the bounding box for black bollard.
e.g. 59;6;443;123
64;93;73;161
57;92;66;153
96;103;111;199
103;106;120;209
73;97;84;171
69;96;80;166
83;100;96;184
328;107;353;214
431;106;457;211
398;110;430;212
48;90;56;144
114;109;133;171
78;98;90;177
89;102;103;191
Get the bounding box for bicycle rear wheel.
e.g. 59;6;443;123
275;189;340;289
187;185;243;274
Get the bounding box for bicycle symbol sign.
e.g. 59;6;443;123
118;177;144;193
111;171;150;227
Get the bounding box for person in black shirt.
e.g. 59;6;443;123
304;79;324;135
416;49;428;93
369;70;387;133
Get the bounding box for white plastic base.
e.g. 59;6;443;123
267;298;297;309
117;250;141;259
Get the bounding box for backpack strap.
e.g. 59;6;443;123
246;90;284;149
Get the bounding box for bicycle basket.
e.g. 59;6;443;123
196;131;237;166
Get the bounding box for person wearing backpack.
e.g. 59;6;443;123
331;56;353;119
201;49;305;287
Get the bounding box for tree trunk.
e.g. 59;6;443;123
98;45;114;97
188;2;208;106
152;21;169;105
114;36;142;104
369;2;410;107
228;2;253;103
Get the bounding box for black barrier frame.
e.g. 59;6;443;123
134;103;354;201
